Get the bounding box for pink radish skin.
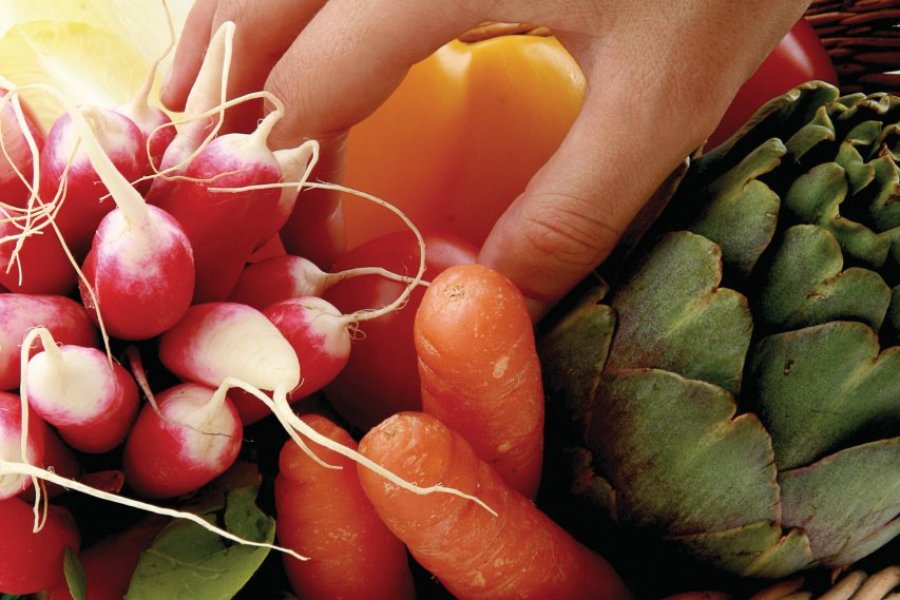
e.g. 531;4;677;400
122;382;242;499
0;294;98;390
253;142;318;250
231;296;352;424
154;114;283;302
79;204;195;340
45;100;198;341
145;21;234;204
40;108;148;259
0;216;78;295
0;85;43;207
248;234;286;263
0;107;148;295
117;54;176;193
23;332;139;453
229;254;417;312
228;255;337;310
0;391;46;500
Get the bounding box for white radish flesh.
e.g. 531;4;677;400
23;328;138;453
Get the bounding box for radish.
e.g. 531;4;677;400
21;327;139;454
255;141;319;249
154;109;285;302
0;391;46;500
155;298;490;513
228;253;419;311
116;5;178;194
230;296;352;424
40;107;147;257
1;100;148;295
0;496;79;595
122;381;242;499
145;21;235;203
0;80;43;208
45;100;197;341
0;293;98;391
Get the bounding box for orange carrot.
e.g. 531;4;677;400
357;411;631;600
414;263;544;498
274;413;415;600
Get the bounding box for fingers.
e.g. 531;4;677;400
162;0;327;132
263;0;478;148
477;33;734;320
160;0;219;111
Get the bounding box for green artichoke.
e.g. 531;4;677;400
540;81;899;579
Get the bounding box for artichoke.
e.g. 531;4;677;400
540;81;899;579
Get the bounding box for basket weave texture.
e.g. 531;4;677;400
805;0;900;94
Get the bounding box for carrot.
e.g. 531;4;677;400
357;411;631;600
414;263;544;497
274;413;415;600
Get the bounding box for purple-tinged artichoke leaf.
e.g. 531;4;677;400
779;437;900;565
607;232;752;396
669;521;812;579
589;369;777;536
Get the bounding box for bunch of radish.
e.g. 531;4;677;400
0;13;636;600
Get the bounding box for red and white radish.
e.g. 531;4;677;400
0;391;46;500
154;295;487;511
122;381;242;499
254;141;318;249
0;293;98;391
0;80;43;208
54;102;196;340
154;109;284;302
145;20;235;203
0;496;79;595
21;327;139;453
40;107;148;257
228;253;418;311
116;7;178;193
230;296;351;424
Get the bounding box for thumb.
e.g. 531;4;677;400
477;65;723;320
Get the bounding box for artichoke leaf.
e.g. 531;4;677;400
749;321;900;470
688;139;784;279
606;232;752;395
784;162;892;268
539;280;616;425
588;369;778;536
756;224;891;333
669;521;812;579
778;437;900;566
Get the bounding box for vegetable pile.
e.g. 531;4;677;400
0;3;896;599
0;12;629;600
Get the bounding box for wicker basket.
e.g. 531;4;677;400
805;0;900;94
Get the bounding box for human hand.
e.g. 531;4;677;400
162;0;811;319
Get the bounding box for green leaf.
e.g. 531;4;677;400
756;224;891;332
688;138;783;279
606;232;753;395
589;369;778;535
63;548;87;600
749;321;900;469
539;281;615;424
124;486;274;600
779;438;900;566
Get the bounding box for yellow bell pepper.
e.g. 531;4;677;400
340;24;586;250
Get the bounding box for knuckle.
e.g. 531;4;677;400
517;192;622;272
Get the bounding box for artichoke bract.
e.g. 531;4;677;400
541;81;899;579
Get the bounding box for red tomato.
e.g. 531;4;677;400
323;230;477;431
706;17;837;149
